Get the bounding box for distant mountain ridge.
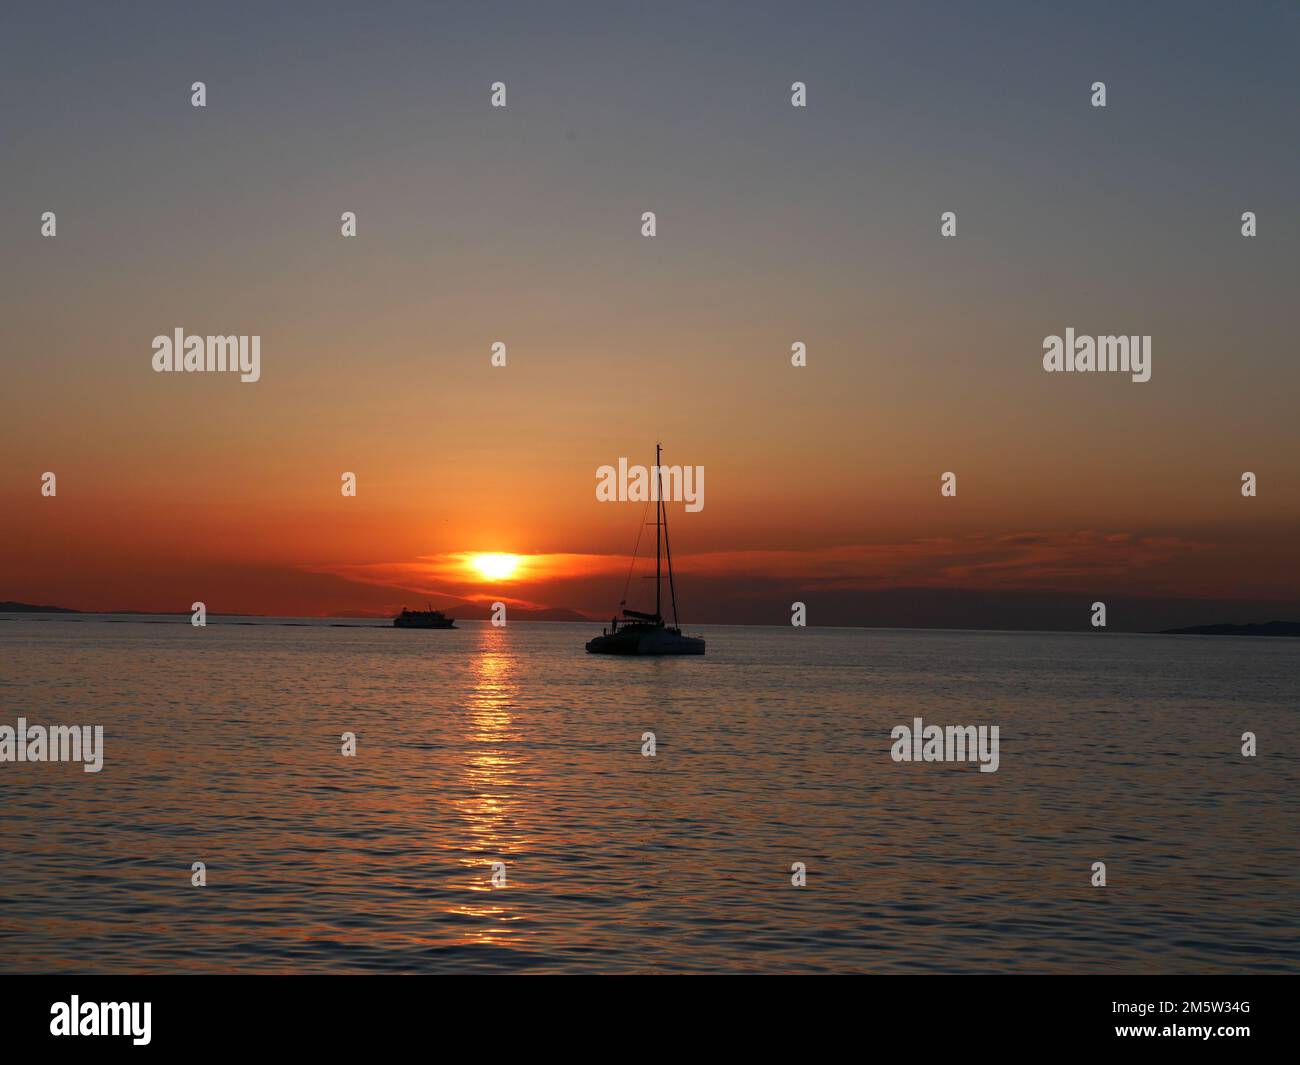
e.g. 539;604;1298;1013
1160;621;1300;637
2;600;595;623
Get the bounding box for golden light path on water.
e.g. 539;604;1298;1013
447;626;526;948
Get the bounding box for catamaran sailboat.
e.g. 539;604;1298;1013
586;443;706;656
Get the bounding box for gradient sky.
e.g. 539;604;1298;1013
3;1;1298;628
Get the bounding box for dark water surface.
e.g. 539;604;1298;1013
1;615;1296;973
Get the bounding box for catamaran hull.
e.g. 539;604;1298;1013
586;630;705;655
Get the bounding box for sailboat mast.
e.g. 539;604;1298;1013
655;442;662;621
659;444;681;629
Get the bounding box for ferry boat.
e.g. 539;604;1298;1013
393;605;456;629
586;443;705;656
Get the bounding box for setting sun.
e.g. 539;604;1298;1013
469;553;523;581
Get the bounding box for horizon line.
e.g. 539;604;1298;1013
5;608;1300;640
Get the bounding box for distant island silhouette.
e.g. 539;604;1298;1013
1;602;254;617
1158;621;1300;638
1;600;594;624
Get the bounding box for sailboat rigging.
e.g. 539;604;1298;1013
586;443;706;656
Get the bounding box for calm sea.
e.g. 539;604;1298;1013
1;614;1296;974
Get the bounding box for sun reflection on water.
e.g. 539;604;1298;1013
447;625;529;946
